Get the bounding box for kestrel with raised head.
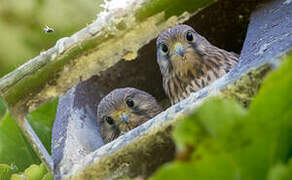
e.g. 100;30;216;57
156;25;238;104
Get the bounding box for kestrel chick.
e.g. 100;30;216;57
157;25;239;104
97;88;163;143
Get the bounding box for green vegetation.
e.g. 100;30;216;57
136;0;214;20
10;164;52;180
0;0;102;78
0;99;58;179
26;98;58;153
0;99;5;119
151;55;292;179
0;112;40;172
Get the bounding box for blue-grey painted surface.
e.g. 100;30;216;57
52;76;105;179
229;0;292;80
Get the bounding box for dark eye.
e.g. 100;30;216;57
126;98;135;107
103;116;114;125
185;31;194;42
160;43;169;54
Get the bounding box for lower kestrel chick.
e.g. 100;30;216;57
97;87;163;143
156;25;239;104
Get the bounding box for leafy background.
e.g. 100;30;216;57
0;0;103;78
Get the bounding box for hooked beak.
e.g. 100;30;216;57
120;113;129;124
174;43;185;57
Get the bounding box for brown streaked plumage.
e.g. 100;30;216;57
156;25;239;104
97;88;163;143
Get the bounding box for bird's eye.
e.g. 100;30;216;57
185;31;194;42
103;116;114;125
126;98;135;108
160;43;169;54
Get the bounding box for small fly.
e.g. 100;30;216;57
43;25;54;33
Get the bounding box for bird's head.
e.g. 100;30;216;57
156;25;204;77
97;88;162;143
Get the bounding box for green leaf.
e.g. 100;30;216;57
0;98;57;177
0;164;12;180
41;173;53;180
172;113;204;151
0;98;5;120
173;97;247;152
10;174;24;180
169;98;247;179
151;162;201;180
136;0;214;20
235;56;292;179
26;98;58;153
247;55;292;165
152;140;240;180
268;159;292;180
0;112;40;172
152;55;292;180
23;164;47;180
10;163;51;180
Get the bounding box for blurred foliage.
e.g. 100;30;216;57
268;159;292;180
0;112;40;172
0;0;103;78
136;0;214;20
0;164;13;180
27;98;58;154
10;163;52;180
151;55;292;180
0;99;5;119
0;98;58;179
